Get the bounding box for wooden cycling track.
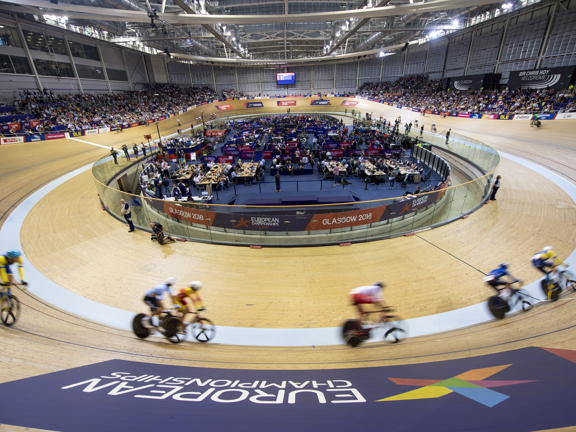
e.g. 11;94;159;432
1;98;576;431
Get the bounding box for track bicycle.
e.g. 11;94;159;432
487;281;533;320
540;265;576;302
530;119;541;128
132;309;216;344
0;283;22;327
342;306;406;348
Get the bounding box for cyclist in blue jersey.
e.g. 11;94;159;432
142;277;177;327
484;263;520;301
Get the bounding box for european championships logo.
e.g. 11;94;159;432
377;364;536;407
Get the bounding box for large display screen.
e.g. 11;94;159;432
277;72;295;85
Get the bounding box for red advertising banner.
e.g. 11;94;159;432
239;145;252;151
218;155;234;164
305;207;387;231
365;149;381;155
329;149;344;157
341;142;353;149
216;104;234;111
8;122;20;131
0;137;24;144
30;120;40;128
277;100;296;107
287;142;298;149
158;117;165;121
163;202;216;226
146;119;154;124
457;113;471;118
205;130;226;137
425;110;433;114
130;122;139;127
45;133;67;140
340;100;359;107
263;151;274;159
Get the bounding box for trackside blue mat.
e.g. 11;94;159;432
0;347;575;432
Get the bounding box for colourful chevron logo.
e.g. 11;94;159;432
377;364;536;407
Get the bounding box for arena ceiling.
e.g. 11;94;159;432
0;0;541;65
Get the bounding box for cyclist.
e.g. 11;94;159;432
142;277;177;327
173;281;206;326
531;246;566;277
531;246;567;298
349;282;386;322
483;263;520;302
0;250;27;289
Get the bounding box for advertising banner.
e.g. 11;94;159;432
306;207;387;231
69;131;84;137
311;100;331;105
163;202;215;226
555;112;576;120
8;122;20;131
508;66;575;90
262;151;273;159
538;113;557;120
216;104;234;111
218;155;234;164
329;149;344;157
512;114;532;120
412;108;420;112
239;145;252;152
205;130;226;137
1;136;24;144
85;129;99;135
365;149;381;156
30;120;40;128
146;119;154;124
241;150;255;159
45;133;67;140
129;122;139;128
457;113;471;118
159;117;166;121
340;100;359;107
25;134;44;142
470;114;483;119
447;73;501;91
245;102;264;108
425;110;433;114
496;113;513;120
482;114;498;120
99;127;110;133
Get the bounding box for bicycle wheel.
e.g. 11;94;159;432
549;287;561;302
516;291;532;312
160;316;182;344
487;296;509;320
342;319;364;348
1;295;20;327
132;313;151;339
191;318;216;343
383;317;406;343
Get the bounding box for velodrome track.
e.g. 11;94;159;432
1;98;576;431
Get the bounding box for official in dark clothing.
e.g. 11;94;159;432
110;148;119;164
275;171;281;192
490;175;501;200
120;199;135;232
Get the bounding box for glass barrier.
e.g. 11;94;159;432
92;122;499;246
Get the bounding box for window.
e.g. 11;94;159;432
106;68;128;81
24;31;48;52
46;35;67;55
0;54;15;74
11;56;32;74
33;59;75;77
0;25;23;48
76;64;104;79
68;41;100;60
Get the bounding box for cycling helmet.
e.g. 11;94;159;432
189;281;203;291
374;281;385;288
165;277;177;286
6;250;20;259
499;263;508;269
543;246;553;252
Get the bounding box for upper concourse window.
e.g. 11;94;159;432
0;25;23;48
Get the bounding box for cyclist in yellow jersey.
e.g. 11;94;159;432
0;250;27;289
531;246;566;277
173;281;206;326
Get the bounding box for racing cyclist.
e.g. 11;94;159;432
173;281;206;327
531;246;568;298
483;263;521;302
349;282;386;322
0;250;27;290
142;277;177;328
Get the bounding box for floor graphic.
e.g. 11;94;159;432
0;347;575;432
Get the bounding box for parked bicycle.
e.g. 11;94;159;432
0;283;22;326
487;281;533;320
342;306;406;348
132;309;216;344
540;265;576;302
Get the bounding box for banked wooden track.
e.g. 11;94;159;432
1;98;576;431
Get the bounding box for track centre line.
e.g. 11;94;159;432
68;137;113;149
